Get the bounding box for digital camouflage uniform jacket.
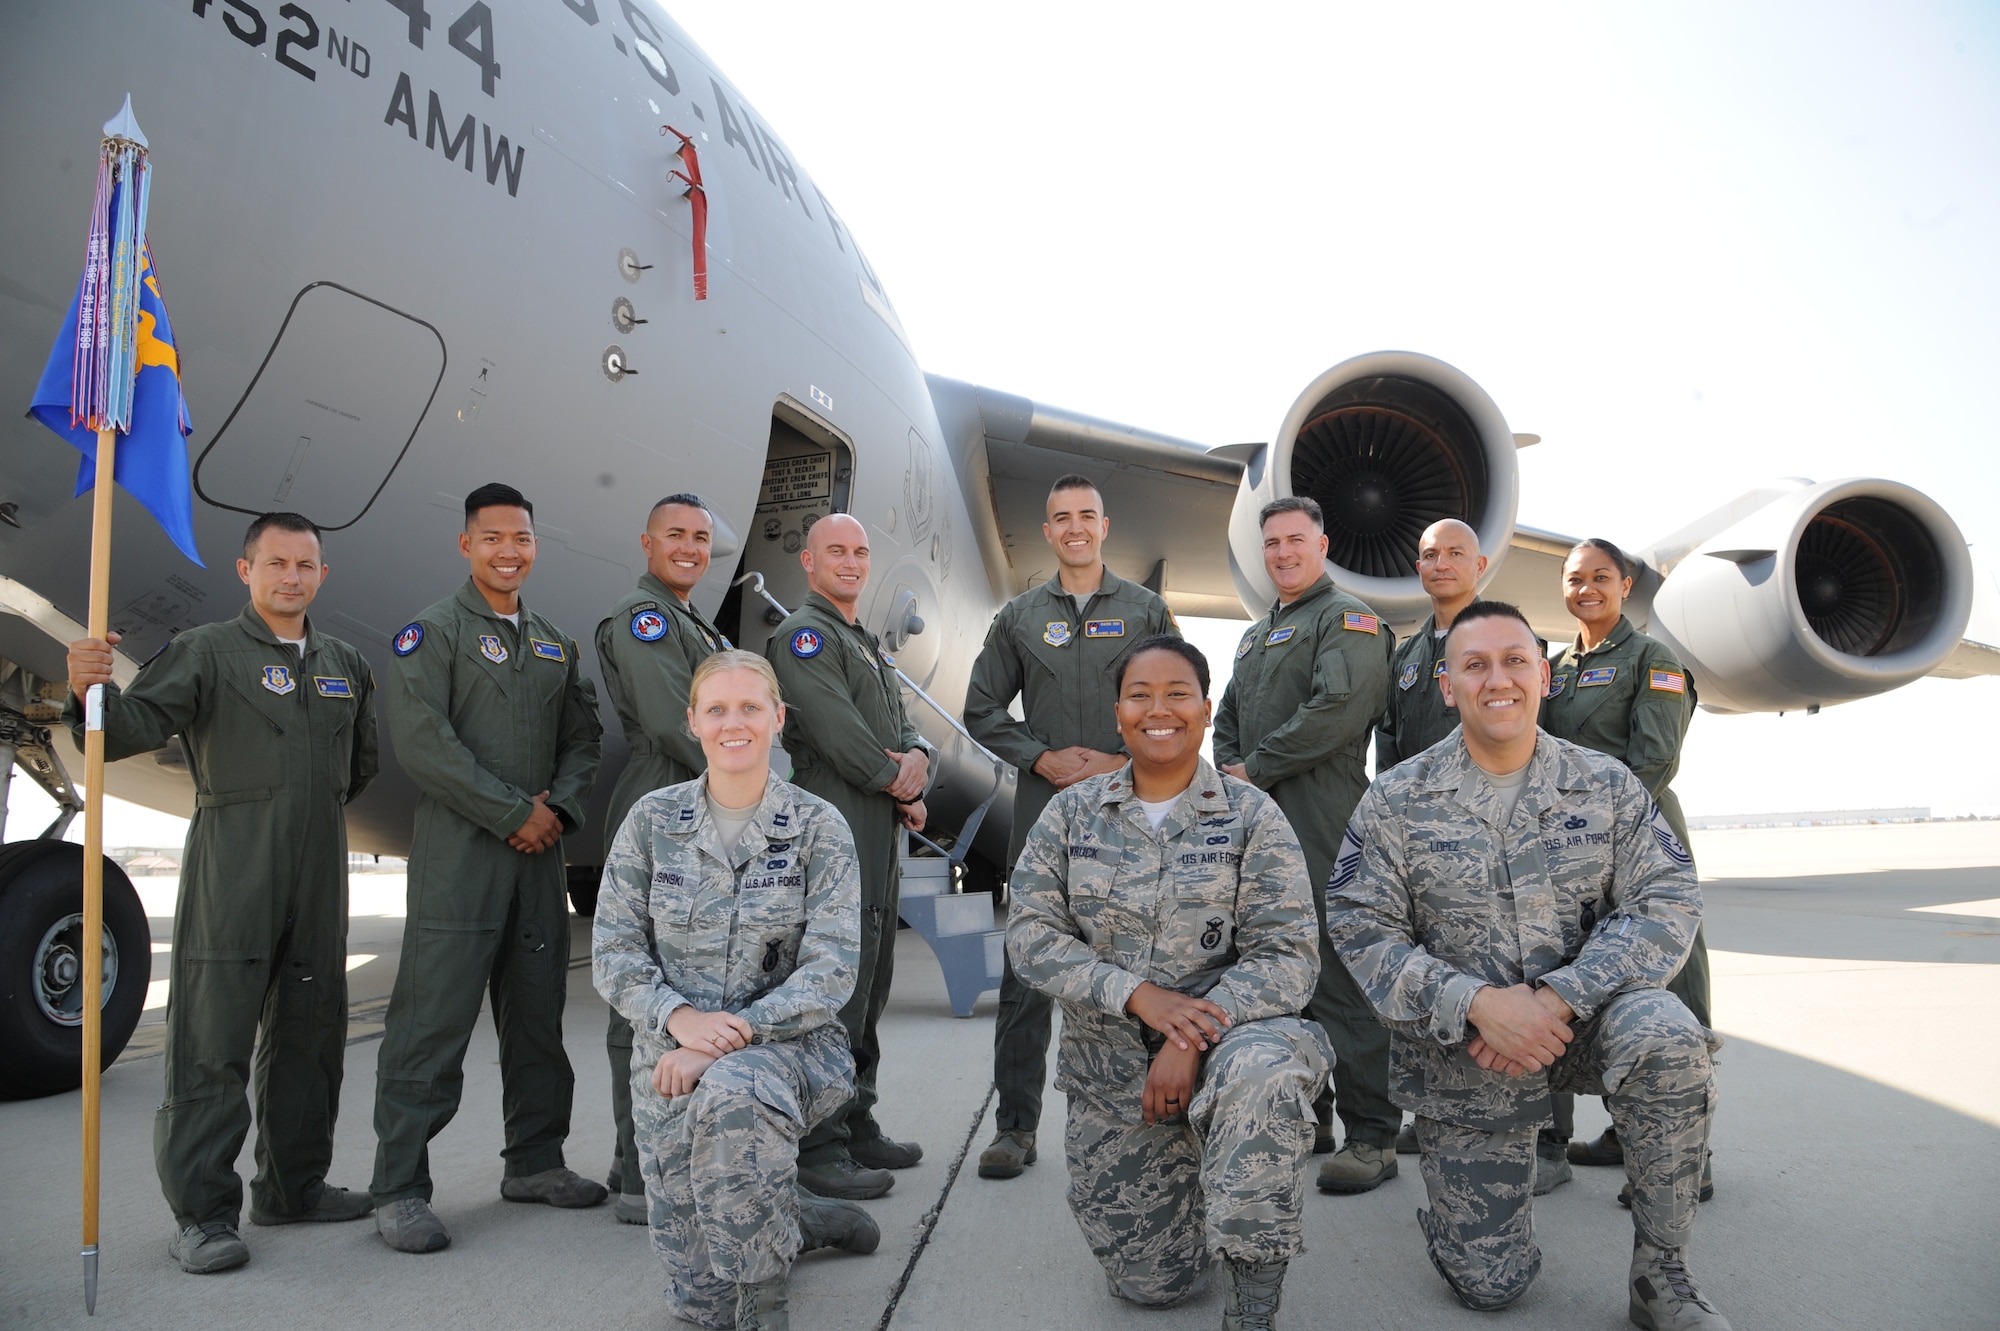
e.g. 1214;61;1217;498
1006;757;1321;1122
1325;731;1700;1131
592;775;862;1076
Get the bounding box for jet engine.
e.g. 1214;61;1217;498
1647;478;1974;713
1227;352;1520;622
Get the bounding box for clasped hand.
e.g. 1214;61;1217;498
1125;981;1230;1053
652;1006;756;1097
1142;1042;1202;1125
508;791;563;854
1032;746;1125;789
1465;983;1574;1077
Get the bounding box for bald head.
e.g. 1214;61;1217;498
1417;519;1487;622
801;513;871;618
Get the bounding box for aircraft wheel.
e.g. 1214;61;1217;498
567;864;601;919
0;841;152;1100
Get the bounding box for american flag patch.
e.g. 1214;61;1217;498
1342;612;1379;634
1649;669;1686;694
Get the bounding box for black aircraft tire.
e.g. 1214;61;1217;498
0;841;153;1100
567;863;601;920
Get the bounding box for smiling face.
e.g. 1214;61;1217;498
688;663;784;780
1440;611;1550;768
1115;646;1212;774
643;502;713;599
1562;543;1632;635
460;505;537;604
1261;507;1329;602
237;527;327;626
1417;519;1487;611
1043;484;1109;573
801;513;870;614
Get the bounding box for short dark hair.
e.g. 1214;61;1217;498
1442;599;1539;655
1048;474;1101;502
1116;634;1211;698
1569;537;1633;580
650;492;712;522
1259;495;1324;530
242;511;322;559
465;482;533;526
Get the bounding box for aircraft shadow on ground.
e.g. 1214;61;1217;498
1705;864;2000;965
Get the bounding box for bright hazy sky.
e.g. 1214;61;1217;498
8;1;1997;849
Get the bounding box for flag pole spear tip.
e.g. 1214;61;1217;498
101;94;147;149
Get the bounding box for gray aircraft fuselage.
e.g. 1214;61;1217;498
0;0;1002;857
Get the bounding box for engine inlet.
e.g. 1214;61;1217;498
1796;497;1944;657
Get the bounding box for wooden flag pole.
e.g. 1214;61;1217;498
80;426;116;1316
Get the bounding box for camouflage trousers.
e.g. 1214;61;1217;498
1415;989;1716;1311
1064;1016;1331;1308
632;1022;855;1329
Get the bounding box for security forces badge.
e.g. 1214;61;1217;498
261;664;295;695
478;634;508;663
1043;621;1072;647
631;608;668;642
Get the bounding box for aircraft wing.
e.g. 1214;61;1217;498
927;376;1250;619
1930;637;2000;679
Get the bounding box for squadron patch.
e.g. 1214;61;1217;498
261;665;295;696
530;637;566;662
1266;626;1297;646
478;634;508;664
313;676;353;699
1043;621;1072;647
393;623;425;657
1343;612;1380;634
1547;673;1569;698
1579;666;1617;688
1433;658;1448;678
1649;669;1686;694
1235;633;1255;660
1398;662;1422;691
1083;619;1125;638
790;628;823;659
630;609;668;642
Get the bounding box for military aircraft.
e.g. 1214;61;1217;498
1;1;1994;1095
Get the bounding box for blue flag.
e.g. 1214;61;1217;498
29;244;204;567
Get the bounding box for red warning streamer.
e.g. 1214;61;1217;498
663;125;708;301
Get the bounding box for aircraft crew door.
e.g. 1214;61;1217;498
718;401;853;658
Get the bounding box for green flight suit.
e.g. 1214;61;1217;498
65;605;377;1229
370;580;602;1204
1214;575;1399;1148
766;590;919;1166
1376;613;1460;773
1542;614;1708;1146
962;568;1177;1132
594;573;726;1201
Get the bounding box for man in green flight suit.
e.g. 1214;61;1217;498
370;483;604;1254
766;513;929;1201
1378;518;1488;772
1213;495;1399;1195
595;492;729;1224
961;473;1178;1180
65;512;379;1274
1377;517;1490;1157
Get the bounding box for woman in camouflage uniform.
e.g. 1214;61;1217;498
1007;636;1332;1331
592;651;876;1331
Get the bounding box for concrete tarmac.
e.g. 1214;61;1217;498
3;822;1996;1329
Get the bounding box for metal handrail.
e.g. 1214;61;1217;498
732;572;1010;867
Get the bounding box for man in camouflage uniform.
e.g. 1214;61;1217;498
1009;736;1331;1321
594;771;870;1329
1213;495;1396;1193
370;484;605;1253
595;493;729;1223
963;472;1177;1179
1326;601;1729;1329
766;514;928;1199
1375;517;1488;1157
65;512;378;1274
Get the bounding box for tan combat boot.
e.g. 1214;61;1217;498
1315;1141;1397;1194
1628;1241;1731;1330
1223;1257;1287;1330
736;1274;789;1331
